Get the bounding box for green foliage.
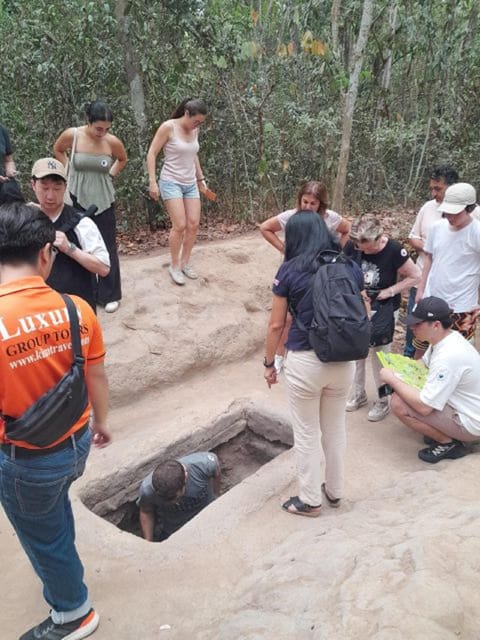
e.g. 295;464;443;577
1;0;480;227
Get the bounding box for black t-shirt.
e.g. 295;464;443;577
344;238;409;310
272;256;364;350
0;124;13;176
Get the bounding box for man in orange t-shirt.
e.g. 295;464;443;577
0;202;111;640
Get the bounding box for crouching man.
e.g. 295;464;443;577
138;452;221;541
380;296;480;463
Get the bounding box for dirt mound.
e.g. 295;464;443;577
102;234;277;407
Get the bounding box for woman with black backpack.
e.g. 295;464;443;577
263;212;366;517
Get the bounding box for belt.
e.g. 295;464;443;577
1;424;89;459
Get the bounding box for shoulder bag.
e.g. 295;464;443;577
2;294;88;447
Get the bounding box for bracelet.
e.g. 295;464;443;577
263;357;275;368
196;177;205;182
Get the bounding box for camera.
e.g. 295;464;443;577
378;383;394;398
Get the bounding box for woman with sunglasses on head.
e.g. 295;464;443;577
53;99;128;313
344;215;420;421
147;98;208;286
264;212;363;517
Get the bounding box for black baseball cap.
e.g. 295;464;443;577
406;296;452;326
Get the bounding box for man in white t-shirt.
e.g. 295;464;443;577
408;166;459;276
405;168;480;357
415;182;480;347
381;297;480;463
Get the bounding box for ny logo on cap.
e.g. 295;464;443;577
47;160;58;169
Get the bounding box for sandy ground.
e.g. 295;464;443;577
2;234;480;640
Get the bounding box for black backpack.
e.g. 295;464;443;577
291;250;371;362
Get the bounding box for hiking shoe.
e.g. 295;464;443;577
346;390;368;412
367;399;390;422
182;264;198;279
169;266;185;285
321;482;341;508
104;301;120;313
19;608;99;640
423;435;439;446
418;439;468;464
274;354;284;375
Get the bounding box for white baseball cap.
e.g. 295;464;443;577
438;182;476;215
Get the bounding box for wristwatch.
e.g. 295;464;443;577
67;242;77;255
263;357;275;368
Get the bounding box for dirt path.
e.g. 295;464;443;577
2;233;480;640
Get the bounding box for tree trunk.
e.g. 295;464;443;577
115;0;148;148
332;0;375;213
374;1;398;130
331;0;342;59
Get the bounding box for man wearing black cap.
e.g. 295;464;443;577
380;296;480;463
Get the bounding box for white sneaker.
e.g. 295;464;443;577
274;354;284;374
104;301;120;313
169;266;186;285
367;399;390;422
346;390;368;412
182;264;198;279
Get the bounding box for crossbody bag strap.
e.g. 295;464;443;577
61;294;85;368
71;127;78;167
288;289;310;333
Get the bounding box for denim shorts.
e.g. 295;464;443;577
159;179;199;201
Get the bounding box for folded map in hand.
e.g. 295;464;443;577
376;352;428;390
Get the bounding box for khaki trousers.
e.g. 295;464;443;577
351;343;391;400
284;350;354;505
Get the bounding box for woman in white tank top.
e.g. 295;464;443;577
147;98;208;285
260;180;351;252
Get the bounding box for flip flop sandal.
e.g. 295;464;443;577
321;483;341;508
282;496;321;518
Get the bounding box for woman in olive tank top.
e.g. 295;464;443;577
53;100;128;313
147;98;209;286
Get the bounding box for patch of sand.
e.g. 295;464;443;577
2;234;480;640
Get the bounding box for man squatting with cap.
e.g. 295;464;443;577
415;182;480;355
380;296;480;464
138;452;221;541
0;202;111;639
31;158;110;312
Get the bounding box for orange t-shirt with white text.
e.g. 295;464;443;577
0;276;106;449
